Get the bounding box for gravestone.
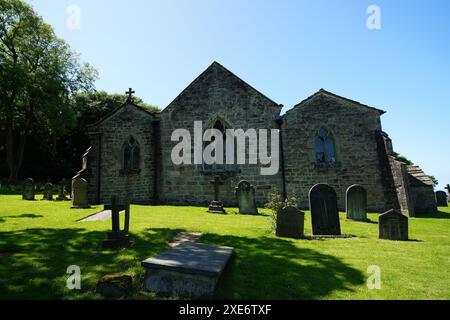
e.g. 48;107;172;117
56;179;69;201
435;191;448;207
141;242;234;298
235;180;258;215
102;196;131;249
309;184;341;235
71;175;91;209
43;182;54;201
346;185;368;221
22;178;35;201
208;175;226;214
276;206;305;239
379;209;408;241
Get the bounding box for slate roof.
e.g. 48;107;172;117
407;165;435;187
87;100;156;129
288;88;386;115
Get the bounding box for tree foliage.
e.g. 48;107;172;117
0;91;159;183
0;0;98;183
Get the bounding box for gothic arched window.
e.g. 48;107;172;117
315;128;336;164
123;136;140;172
201;118;238;173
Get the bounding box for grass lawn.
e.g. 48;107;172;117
0;194;449;300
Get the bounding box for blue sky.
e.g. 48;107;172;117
27;0;450;190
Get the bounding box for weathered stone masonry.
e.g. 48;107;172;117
81;62;436;213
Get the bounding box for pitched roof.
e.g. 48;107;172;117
288;88;386;115
163;61;282;112
407;165;435;187
88;100;156;129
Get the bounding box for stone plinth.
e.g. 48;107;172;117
102;231;130;249
141;243;234;298
208;201;226;214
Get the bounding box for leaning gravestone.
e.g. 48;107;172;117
22;178;35;201
141;242;234;298
379;209;408;241
309;184;341;235
71;175;90;209
435;191;448;207
276;206;305;239
346;185;368;221
42;182;54;201
102;196;131;249
235;180;258;215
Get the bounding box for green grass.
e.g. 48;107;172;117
0;194;449;300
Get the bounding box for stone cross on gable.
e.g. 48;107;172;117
446;184;450;195
126;88;135;103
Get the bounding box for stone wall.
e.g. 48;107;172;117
388;157;414;216
81;64;414;213
159;62;283;206
409;185;437;214
282;91;390;212
407;165;437;214
87;103;157;205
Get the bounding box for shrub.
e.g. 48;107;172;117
265;192;298;232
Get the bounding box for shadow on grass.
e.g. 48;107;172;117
0;227;365;300
415;210;450;219
198;232;365;299
0;214;44;223
0;227;183;300
2;214;44;219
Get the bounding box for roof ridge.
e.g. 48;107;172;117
287;89;386;115
162;61;281;113
87;100;155;129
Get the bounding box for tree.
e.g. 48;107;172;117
0;0;97;184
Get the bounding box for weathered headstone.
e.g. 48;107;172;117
102;196;131;249
141;242;234;298
235;180;258;215
22;178;35;201
346;185;368;221
276;206;305;239
208;175;226;214
42;182;54;201
435;191;448;207
56;179;69;201
379;209;408;241
71;175;90;209
309;184;341;235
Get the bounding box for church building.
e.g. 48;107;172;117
77;62;437;215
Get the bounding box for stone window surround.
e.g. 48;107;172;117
311;126;341;170
121;136;141;176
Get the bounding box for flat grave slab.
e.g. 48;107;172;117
169;232;203;248
141;242;234;298
79;210;112;222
